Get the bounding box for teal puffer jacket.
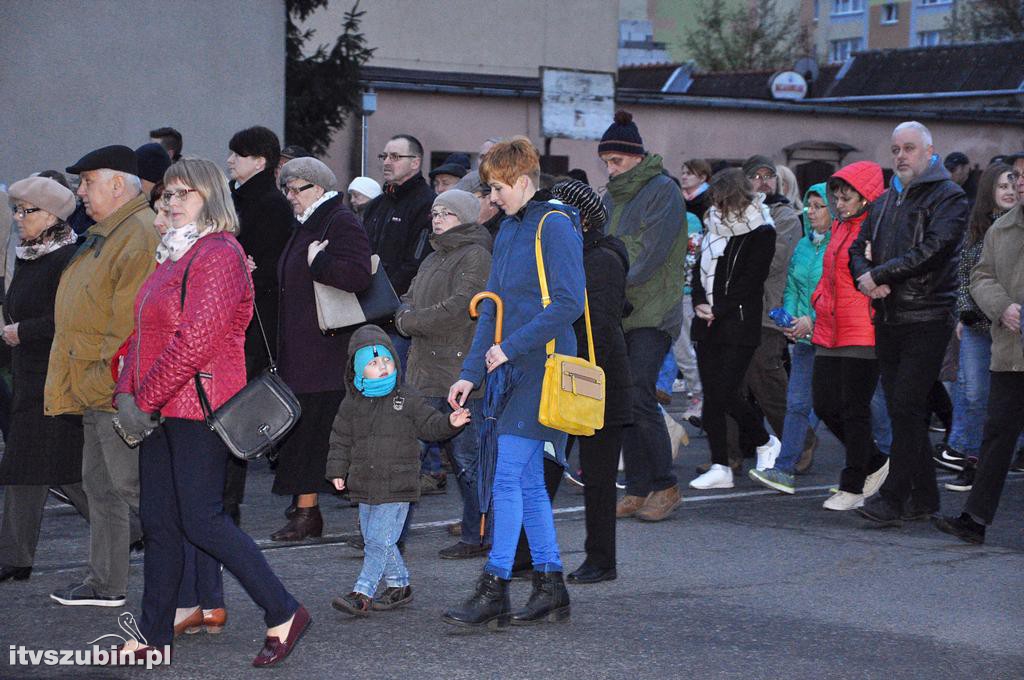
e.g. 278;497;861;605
782;183;831;344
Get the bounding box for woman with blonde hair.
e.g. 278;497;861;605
776;164;803;212
113;158;309;666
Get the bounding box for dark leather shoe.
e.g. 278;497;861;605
438;541;490;560
442;573;511;630
567;563;617;584
271;507;323;542
252;605;311;667
511;571;571;625
371;586;413;611
857;496;903;527
99;644;172;666
933;514;985;544
0;565;31;582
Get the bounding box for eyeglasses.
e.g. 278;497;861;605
377;152;417;162
1008;172;1022;183
805;204;829;212
281;183;314;196
11;206;42;218
430;209;459;220
748;172;777;182
160;188;200;205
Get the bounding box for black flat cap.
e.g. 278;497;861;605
943;152;969;170
66;145;139;176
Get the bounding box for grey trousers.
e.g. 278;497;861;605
0;483;89;567
672;296;701;397
81;409;140;596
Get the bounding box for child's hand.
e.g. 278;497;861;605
331;478;346;492
449;408;471;428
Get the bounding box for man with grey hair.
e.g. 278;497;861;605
850;121;968;526
46;145;159;606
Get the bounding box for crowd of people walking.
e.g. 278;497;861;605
0;112;1022;667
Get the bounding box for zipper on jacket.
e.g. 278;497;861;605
134;288;153;388
739;304;744;321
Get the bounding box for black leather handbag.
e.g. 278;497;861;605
181;238;301;461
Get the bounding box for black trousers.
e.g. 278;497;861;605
561;426;624;570
513;456;563;571
697;341;769;465
964;372;1024;525
812;355;886;493
875;320;953;512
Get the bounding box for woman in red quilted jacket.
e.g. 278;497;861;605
810;161;891;512
112;159;308;667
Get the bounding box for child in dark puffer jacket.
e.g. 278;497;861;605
326;324;470;616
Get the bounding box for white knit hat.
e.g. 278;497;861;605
347;176;382;200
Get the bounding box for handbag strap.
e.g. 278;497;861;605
534;210;596;364
179;234;276;368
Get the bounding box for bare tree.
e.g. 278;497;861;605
682;0;812;72
945;0;1024;42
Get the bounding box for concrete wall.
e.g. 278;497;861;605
0;0;285;184
303;0;618;77
326;88;1023;196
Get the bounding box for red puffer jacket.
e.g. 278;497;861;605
811;161;884;349
114;233;253;420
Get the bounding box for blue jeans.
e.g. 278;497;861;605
656;350;677;394
870;380;892;455
422;396;491;544
485;435;561;579
622;328;677;496
355;502;410;597
948;325;992;458
775;342;820;472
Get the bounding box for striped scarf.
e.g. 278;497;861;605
699;194;773;307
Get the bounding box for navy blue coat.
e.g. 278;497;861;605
460;200;585;448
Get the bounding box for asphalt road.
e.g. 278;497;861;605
2;405;1022;680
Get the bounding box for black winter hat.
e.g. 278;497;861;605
598;110;645;156
551;178;607;230
67;145;138;176
943;152;969;170
429;152;471;180
134;143;171;184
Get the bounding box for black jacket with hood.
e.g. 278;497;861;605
325;324;460;504
850;161;968;325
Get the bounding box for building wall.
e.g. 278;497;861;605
0;0;285;184
867;1;911;49
302;0;618;78
324;88;1020;198
816;0;953;60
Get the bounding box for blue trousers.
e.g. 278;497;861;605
139;419;298;646
355;502;410;597
485;435;561;579
775;342;821;471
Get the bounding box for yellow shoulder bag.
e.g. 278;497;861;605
535;211;606;436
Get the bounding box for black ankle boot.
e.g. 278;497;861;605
270;506;323;542
442;573;511;630
511;571;570;625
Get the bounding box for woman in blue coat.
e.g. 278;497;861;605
443;137;585;630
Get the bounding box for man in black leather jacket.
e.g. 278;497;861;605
850;121;968;525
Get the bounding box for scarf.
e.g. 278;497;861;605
297;191;338;224
16;224;77;261
354;373;396;397
683;182;709;202
155;222;203;263
699;194;773;307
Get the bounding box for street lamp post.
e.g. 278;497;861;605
361;89;377;176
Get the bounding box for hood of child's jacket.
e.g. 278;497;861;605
801;182;831;237
832;161;885;205
345;324;399;395
428;222;493;254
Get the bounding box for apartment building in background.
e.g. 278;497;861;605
810;0;955;63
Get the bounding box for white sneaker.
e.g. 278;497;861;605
671;378;688;393
823;490;865;511
755;435;781;471
689;464;734;490
662;408;689;460
682;396;703;422
861;459;889;498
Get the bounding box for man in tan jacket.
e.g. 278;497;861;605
46;145;159;607
935;203;1024;545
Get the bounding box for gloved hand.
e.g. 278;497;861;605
115;393;159;442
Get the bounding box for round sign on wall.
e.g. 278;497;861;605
770;71;809;100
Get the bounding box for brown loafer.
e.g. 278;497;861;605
252;605;311;667
615;494;646;518
202;607;227;634
173;607;203;637
635;485;682;522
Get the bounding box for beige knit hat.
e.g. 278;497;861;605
8;176;76;220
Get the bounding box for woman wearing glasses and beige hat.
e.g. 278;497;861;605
0;176;87;584
270;157;372;541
